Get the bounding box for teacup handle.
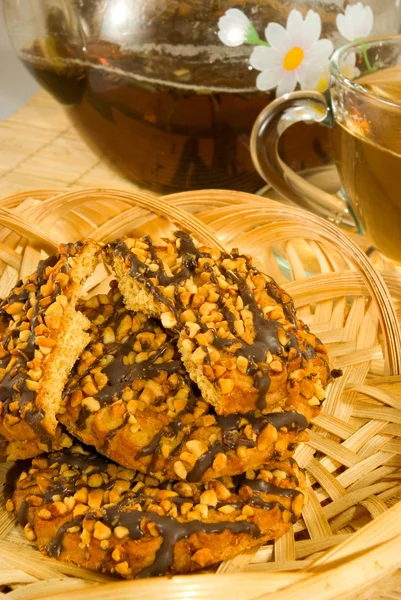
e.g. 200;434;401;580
250;90;355;228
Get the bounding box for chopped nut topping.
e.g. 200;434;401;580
173;461;188;480
12;445;305;579
58;285;309;483
106;233;331;418
93;521;112;541
0;242;100;459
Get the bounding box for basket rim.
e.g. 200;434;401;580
0;187;400;600
1;186;399;375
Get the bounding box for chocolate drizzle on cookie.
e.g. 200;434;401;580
97;347;182;407
218;269;302;409
135;382;199;462
64;294;229;476
110;507;259;578
215;410;307;435
0;253;67;445
15;449;112;527
61;248;320;483
15;447;303;578
113;241;179;322
187;441;226;482
136;405;307;481
48;517;84;558
50;448;111;471
241;478;300;498
109;232;329;409
186;410;307;481
64;305;186;430
46;501;261;576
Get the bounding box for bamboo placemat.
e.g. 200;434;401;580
0;89;144;196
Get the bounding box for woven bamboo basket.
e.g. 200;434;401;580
0;187;401;600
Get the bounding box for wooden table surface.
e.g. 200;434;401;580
0;89;145;196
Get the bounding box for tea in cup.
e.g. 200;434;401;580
251;36;401;262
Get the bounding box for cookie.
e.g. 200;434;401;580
10;445;305;578
105;233;332;416
0;241;100;460
59;285;309;482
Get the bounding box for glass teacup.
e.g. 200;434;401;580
251;35;401;262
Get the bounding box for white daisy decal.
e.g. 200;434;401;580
217;9;252;47
336;3;374;42
216;6;374;97
249;10;334;96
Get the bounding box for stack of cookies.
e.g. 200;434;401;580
2;232;336;579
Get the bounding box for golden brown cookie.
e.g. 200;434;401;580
10;445;305;578
105;233;332;416
59;285;310;482
0;241;100;460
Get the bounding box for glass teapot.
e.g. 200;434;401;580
4;0;400;193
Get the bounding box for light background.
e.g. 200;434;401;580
0;9;38;121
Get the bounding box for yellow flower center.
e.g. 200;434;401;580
316;75;329;93
283;47;304;71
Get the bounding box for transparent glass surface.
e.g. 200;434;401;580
4;0;400;193
331;37;401;261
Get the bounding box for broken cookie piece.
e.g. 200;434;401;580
105;233;331;416
0;241;100;459
11;445;305;578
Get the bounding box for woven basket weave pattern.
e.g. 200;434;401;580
0;188;400;600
